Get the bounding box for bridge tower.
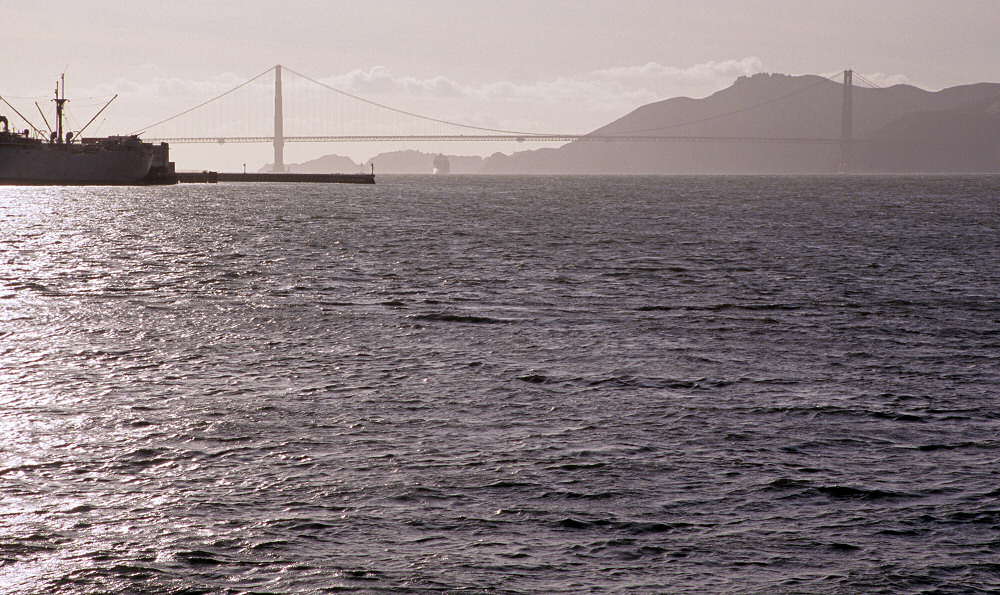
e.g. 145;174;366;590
273;64;285;172
840;69;853;170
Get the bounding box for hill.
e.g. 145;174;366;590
480;73;1000;174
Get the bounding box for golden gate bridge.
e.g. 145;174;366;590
136;65;869;172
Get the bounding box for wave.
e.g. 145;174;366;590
516;372;730;389
413;312;513;324
766;478;914;501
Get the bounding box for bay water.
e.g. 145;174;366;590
1;175;998;593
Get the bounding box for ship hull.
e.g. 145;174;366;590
0;141;154;185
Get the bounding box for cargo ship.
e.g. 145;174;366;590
432;154;450;174
0;77;174;185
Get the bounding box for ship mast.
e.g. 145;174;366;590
53;74;68;144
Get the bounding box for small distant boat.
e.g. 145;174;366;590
0;76;174;185
432;154;450;175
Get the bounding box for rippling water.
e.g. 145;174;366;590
1;175;999;594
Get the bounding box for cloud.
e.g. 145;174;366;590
76;59;769;136
854;72;919;88
477;77;660;107
592;57;766;84
312;58;772;119
96;72;251;103
80;58;768;124
322;67;465;99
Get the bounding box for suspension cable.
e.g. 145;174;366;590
281;66;545;137
131;66;276;134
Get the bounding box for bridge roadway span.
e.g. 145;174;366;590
149;134;854;145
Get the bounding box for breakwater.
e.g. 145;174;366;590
177;171;375;184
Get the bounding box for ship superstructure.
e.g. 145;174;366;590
0;76;171;185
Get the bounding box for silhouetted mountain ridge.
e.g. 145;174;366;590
482;73;1000;173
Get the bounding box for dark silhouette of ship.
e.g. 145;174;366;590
432;154;450;174
0;76;175;185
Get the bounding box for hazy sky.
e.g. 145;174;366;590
3;0;998;169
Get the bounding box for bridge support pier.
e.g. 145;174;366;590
273;64;285;172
